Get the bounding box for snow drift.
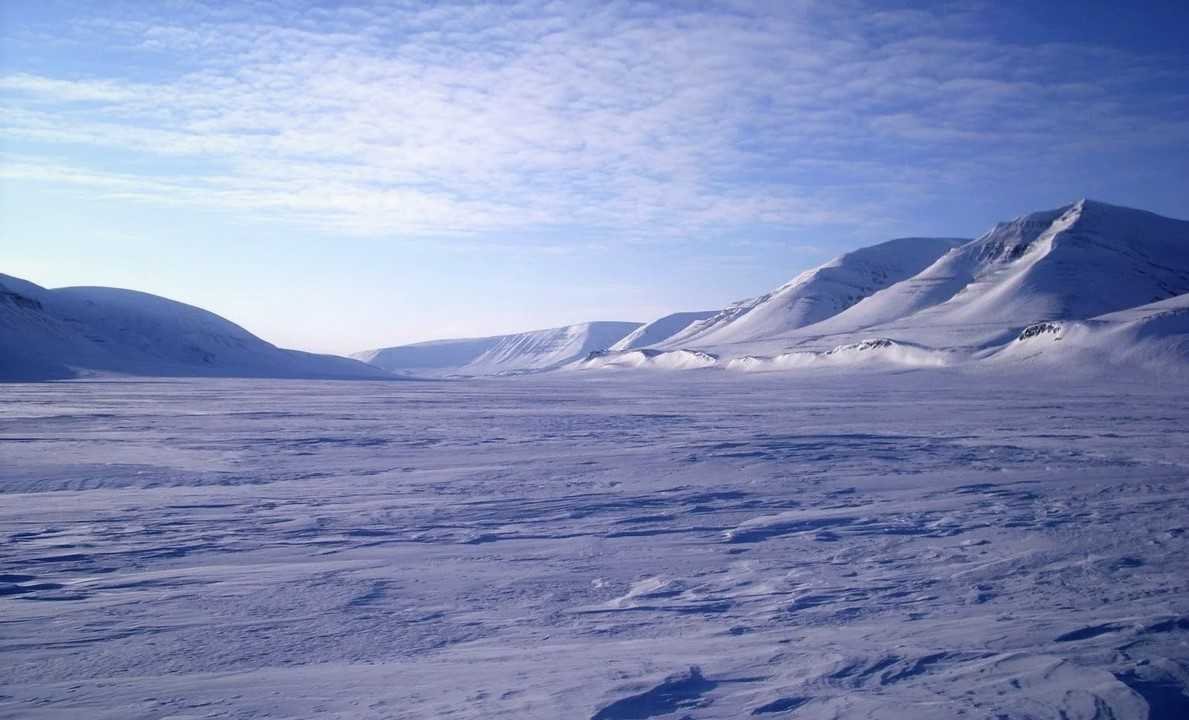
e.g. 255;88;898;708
573;348;719;371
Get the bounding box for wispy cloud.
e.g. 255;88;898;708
2;0;1185;240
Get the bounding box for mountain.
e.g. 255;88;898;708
576;199;1189;373
782;199;1189;351
653;237;966;349
0;274;388;381
354;321;641;377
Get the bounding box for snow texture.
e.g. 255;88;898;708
2;372;1188;719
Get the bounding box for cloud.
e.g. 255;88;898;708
1;0;1185;240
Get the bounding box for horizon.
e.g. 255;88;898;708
3;1;1189;354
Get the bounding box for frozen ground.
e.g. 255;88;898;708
2;373;1189;719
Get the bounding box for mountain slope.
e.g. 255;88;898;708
991;292;1189;374
572;199;1189;375
786;200;1189;351
654;237;966;349
609;311;717;351
0;274;388;381
355;321;641;377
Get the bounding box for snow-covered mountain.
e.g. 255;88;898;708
10;199;1187;381
0;274;388;381
354;321;641;377
785;199;1189;351
654;236;966;349
577;199;1189;374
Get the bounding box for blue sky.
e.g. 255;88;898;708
2;0;1187;354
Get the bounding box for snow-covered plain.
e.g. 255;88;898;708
3;371;1189;719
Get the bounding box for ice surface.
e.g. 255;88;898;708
3;372;1188;719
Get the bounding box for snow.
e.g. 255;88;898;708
355;321;641;376
4;198;1189;717
574;348;719;370
610;312;717;351
575;200;1189;376
0;275;387;381
2;372;1188;719
655;237;966;349
989;292;1189;375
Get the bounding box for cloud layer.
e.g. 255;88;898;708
3;0;1187;239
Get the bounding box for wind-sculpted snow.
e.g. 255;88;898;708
3;374;1188;718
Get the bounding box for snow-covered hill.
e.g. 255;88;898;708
654;237;966;349
578;199;1189;375
0;274;388;381
355;321;641;377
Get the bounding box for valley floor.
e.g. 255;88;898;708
2;372;1188;719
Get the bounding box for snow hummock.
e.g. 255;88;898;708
0;274;387;381
355;321;641;377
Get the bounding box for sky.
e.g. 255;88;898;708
2;0;1188;354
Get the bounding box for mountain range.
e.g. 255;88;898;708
3;199;1187;381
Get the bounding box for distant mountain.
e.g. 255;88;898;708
576;199;1189;374
654;236;966;349
354;321;641;377
10;199;1187;381
0;274;388;381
